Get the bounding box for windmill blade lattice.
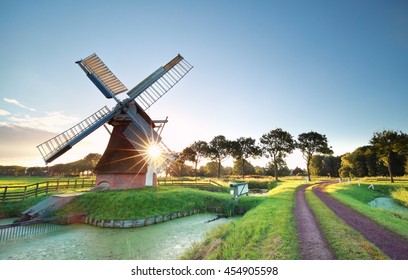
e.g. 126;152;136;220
37;106;116;163
128;55;193;111
77;53;128;99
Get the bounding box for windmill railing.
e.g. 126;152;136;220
0;178;95;203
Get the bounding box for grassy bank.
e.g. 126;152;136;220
0;195;51;217
305;186;387;259
324;181;408;241
392;188;408;207
56;187;264;220
180;181;302;260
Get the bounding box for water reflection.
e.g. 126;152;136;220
0;214;236;260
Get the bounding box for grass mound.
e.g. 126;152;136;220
56;187;264;220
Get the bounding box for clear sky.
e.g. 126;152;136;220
0;0;407;169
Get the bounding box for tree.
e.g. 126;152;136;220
230;137;261;179
297;131;333;181
370;130;408;182
339;146;388;178
232;158;256;176
83;153;101;171
310;155;325;176
405;155;408;175
260;128;295;180
204;161;223;177
207;135;232;179
310;155;341;177
182;141;209;179
167;152;193;177
265;160;291;177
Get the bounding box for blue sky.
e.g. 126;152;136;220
0;0;407;168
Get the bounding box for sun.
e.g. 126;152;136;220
147;143;162;159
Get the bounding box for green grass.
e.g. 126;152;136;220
392;188;408;208
324;181;408;241
0;176;89;186
0;194;51;217
56;186;264;220
179;181;302;260
305;186;387;259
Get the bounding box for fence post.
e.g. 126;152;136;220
67;179;70;189
23;186;27;200
35;183;39;197
46;181;49;194
2;187;7;202
74;179;77;189
82;178;85;188
56;180;60;191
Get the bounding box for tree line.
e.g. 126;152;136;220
338;130;408;182
2;130;406;183
167;128;333;181
0;153;101;177
167;129;408;182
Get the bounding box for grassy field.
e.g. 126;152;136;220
305;186;387;259
2;176;407;260
323;181;408;241
0;176;94;186
180;181;302;260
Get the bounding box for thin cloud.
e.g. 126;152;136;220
6;111;80;133
4;98;36;111
0;125;56;166
0;109;11;116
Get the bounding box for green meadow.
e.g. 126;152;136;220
1;176;408;260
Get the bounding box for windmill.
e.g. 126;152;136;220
37;53;193;189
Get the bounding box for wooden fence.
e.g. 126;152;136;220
0;178;95;203
157;179;224;191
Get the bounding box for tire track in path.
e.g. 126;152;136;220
314;181;408;260
294;185;335;260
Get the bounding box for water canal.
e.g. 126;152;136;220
0;214;237;260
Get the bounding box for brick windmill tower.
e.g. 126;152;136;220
37;53;192;189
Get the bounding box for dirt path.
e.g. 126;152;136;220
294;185;335;260
314;181;408;260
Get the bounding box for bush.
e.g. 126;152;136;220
246;180;278;190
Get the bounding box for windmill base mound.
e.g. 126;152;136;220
95;173;157;189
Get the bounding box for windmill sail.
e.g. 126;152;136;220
127;54;193;111
37;53;192;170
37;106;116;163
76;53;128;99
